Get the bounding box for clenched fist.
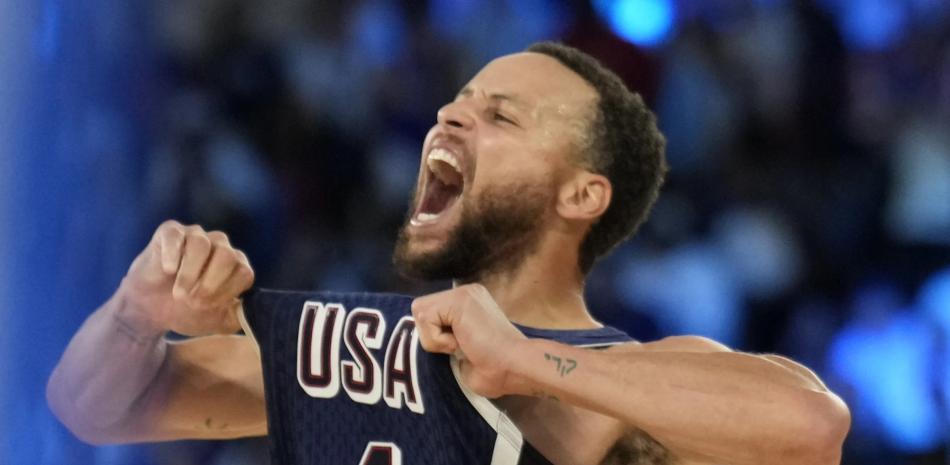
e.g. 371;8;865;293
119;220;255;337
411;284;528;398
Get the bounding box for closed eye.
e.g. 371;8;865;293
492;111;517;126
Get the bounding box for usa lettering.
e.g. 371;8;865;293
296;302;425;414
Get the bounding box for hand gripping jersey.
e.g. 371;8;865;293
241;288;632;465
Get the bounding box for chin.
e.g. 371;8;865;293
393;226;452;281
400;236;445;262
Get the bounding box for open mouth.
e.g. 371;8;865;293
412;147;465;224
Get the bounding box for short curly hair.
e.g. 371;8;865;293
525;42;668;274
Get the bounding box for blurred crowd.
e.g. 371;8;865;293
9;0;950;464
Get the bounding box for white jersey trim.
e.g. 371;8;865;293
237;304;262;356
450;355;524;465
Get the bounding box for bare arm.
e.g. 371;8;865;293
46;221;264;444
411;284;851;465
505;336;849;465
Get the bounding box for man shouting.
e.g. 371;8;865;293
48;42;850;465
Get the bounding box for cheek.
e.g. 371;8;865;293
468;157;556;202
469;131;562;193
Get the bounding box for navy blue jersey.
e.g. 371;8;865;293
241;288;632;465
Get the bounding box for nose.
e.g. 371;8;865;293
436;100;475;130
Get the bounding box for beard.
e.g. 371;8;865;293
393;180;551;283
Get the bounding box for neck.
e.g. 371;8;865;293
457;235;600;330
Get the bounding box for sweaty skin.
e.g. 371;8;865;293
47;52;850;465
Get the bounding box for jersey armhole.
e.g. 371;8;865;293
449;355;525;465
237;303;262;357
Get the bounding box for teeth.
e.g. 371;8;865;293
427;148;462;174
411;212;440;225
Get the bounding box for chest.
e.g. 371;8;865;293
247;290;645;465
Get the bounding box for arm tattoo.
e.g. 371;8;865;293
544;352;578;377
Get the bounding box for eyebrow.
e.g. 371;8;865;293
456;86;528;110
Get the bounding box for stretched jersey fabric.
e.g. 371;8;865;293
241;288;632;465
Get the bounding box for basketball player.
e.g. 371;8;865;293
48;43;850;465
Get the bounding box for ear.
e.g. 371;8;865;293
556;172;612;222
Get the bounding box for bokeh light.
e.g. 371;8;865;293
3;1;950;464
593;0;676;48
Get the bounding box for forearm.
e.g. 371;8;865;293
47;281;169;443
506;339;848;465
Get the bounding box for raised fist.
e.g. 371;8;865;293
411;284;528;398
120;220;255;336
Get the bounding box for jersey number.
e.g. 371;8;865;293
358;441;402;465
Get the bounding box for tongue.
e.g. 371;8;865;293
421;177;461;215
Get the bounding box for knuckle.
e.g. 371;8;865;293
159;219;183;231
207;230;230;244
157;222;184;245
187;232;211;250
185;224;207;237
235;272;254;289
235;263;254;280
411;306;427;321
215;248;239;267
235;250;252;268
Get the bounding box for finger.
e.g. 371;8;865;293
189;244;239;302
234;249;252;271
417;323;457;354
412;287;455;309
206;230;230;247
412;294;457;327
188;231;235;299
158;221;186;275
415;312;458;354
211;297;244;335
221;298;243;334
429;330;458;354
205;253;255;306
172;229;212;300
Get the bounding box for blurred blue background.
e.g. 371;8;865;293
2;0;949;464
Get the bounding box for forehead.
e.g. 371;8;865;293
464;52;597;118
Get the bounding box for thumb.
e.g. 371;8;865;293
431;330;459;354
418;320;458;354
221;298;244;334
